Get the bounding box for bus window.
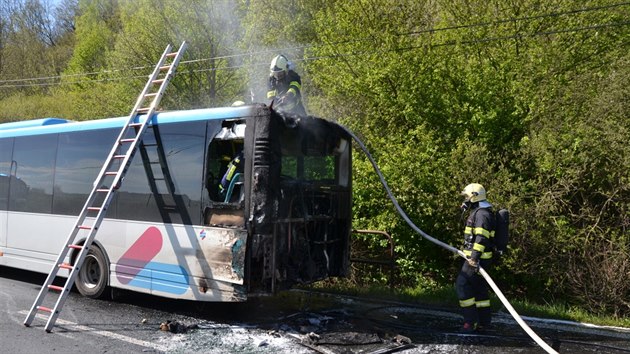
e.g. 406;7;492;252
53;129;115;216
206;140;244;203
118;121;206;225
9;134;58;213
205;121;245;204
203;120;246;228
281;155;336;182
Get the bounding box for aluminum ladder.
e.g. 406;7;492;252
24;41;188;332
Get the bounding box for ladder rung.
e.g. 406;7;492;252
96;188;110;193
37;306;53;313
144;93;158;98
87;207;101;211
68;244;83;250
120;138;136;143
136;107;150;113
129;123;143;127
166;52;177;58
152;79;165;85
159;65;170;71
78;225;92;230
59;263;73;270
113;155;126;159
105;172;118;176
48;285;64;292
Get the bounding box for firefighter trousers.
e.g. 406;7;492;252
455;259;492;326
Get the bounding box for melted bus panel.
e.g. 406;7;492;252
244;110;352;294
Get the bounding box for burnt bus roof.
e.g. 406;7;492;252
0;105;258;138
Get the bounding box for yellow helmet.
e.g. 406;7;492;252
461;183;487;203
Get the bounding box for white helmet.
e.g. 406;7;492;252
461;183;487;203
270;54;289;79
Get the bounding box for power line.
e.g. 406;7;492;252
0;44;313;86
0;2;626;86
0;6;628;89
296;20;630;66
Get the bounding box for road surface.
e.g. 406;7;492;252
2;266;630;353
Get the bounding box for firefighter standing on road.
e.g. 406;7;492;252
267;54;306;116
456;183;495;333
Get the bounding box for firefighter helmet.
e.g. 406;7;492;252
270;55;289;79
461;183;487;203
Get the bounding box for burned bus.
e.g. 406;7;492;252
0;104;351;301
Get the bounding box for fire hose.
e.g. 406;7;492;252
342;125;559;354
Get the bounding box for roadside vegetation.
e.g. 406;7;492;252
1;0;628;326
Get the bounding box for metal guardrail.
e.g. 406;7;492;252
350;229;396;288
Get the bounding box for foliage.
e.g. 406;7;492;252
1;0;629;317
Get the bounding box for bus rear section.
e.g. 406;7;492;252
203;107;352;295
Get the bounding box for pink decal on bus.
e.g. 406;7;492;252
115;226;163;284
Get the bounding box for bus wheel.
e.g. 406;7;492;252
76;246;109;299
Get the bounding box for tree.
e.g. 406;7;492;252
306;0;630;309
0;0;77;119
1;0;71;93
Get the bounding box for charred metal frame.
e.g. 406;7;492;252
243;107;352;295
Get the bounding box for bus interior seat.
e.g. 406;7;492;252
224;172;243;203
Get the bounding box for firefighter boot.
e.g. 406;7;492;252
477;306;492;332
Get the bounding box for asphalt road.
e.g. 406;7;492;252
2;266;630;353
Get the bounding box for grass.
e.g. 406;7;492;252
506;298;630;328
305;279;630;329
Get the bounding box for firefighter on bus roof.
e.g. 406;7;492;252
267;54;306;116
456;183;496;333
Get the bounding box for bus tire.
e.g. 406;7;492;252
75;246;109;299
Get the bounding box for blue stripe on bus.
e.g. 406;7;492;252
0;118;70;131
126;261;190;295
0;106;254;138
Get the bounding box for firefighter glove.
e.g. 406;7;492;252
467;258;479;274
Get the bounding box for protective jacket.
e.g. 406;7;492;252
267;70;306;116
463;205;496;262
